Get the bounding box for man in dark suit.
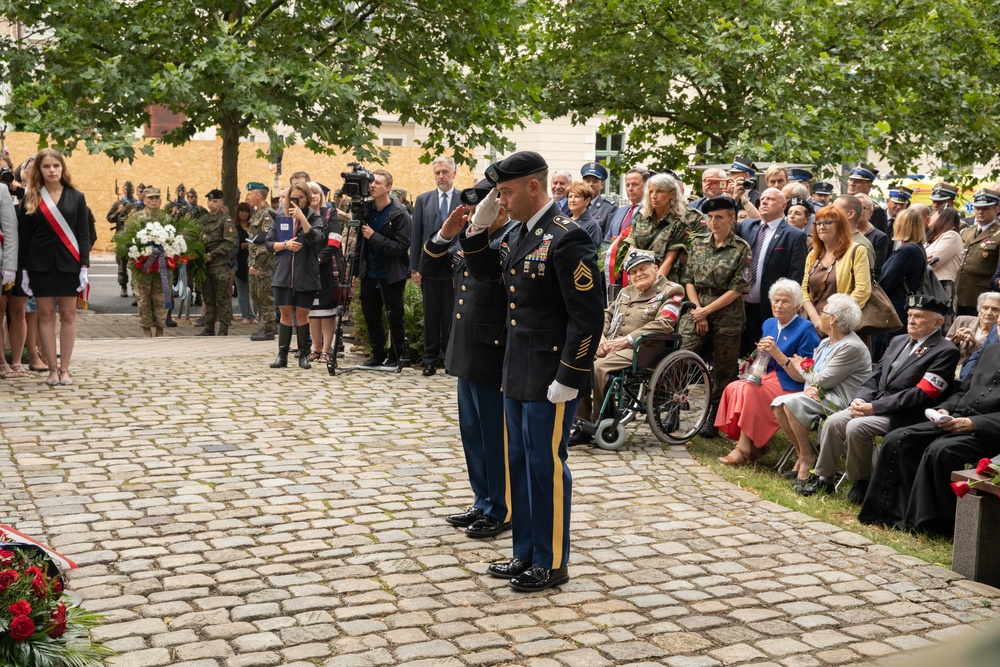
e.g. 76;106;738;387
409;156;462;375
800;294;959;501
859;342;1000;536
738;188;807;354
604;168;647;240
422;180;513;539
462;152;604;592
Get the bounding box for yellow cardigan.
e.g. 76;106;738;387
801;241;872;309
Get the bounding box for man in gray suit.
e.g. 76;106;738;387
410;156;462;375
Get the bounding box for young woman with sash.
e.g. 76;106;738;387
18;149;90;386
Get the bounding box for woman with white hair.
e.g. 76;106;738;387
947;291;1000;367
716;278;820;465
621;173;702;283
771;293;872;485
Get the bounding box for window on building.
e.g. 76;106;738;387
595;132;625;198
382;138;403;146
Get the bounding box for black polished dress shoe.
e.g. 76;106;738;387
422;366;437;376
166;315;178;328
509;566;570;592
796;477;835;497
568;429;594;447
465;515;511;539
445;506;483;528
697;422;719;438
847;479;870;504
487;557;531;579
197;329;215;336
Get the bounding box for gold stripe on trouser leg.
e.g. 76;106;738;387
502;406;512;523
550;402;566;569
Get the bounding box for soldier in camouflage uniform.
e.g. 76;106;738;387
196;189;239;336
186;189;208;219
246;182;277;340
623;205;703;284
107;180;138;297
124;187;173;336
677;196;751;437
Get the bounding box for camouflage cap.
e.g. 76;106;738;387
144;187;161;197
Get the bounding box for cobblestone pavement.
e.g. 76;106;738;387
2;332;1000;667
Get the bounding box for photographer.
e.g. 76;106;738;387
265;183;326;369
727;156;761;216
357;169;411;369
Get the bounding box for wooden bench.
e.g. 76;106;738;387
950;469;1000;588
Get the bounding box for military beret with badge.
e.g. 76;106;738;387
461;178;494;206
206;189;224;200
484;152;548;185
246;181;269;192
906;293;949;315
702;195;738;214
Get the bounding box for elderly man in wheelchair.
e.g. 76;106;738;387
569;251;711;449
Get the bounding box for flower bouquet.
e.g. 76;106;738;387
115;216;206;287
951;458;1000;498
0;545;112;666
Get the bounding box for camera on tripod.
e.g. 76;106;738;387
340;162;374;201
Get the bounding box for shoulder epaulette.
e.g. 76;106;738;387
552;215;579;231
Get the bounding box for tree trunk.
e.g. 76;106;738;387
220;115;241;217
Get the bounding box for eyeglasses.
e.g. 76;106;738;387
814;220;836;227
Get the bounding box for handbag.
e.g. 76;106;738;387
846;245;903;336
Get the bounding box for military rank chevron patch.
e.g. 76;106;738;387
574;261;593;291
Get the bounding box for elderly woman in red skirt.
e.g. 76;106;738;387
716;278;820;465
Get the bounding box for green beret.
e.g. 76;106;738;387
246;181;268;192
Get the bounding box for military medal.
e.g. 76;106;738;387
524;260;531;273
538;263;545;276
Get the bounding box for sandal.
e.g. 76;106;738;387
307;351;322;362
29;362;49;372
318;353;330;363
0;364;16;379
9;364;29;378
718;448;752;466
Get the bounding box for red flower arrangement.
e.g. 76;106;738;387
951;458;1000;499
0;545;112;665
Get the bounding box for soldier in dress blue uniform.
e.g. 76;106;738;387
462;152;604;592
580;161;619;238
421;179;514;539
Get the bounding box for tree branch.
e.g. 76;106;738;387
244;0;288;37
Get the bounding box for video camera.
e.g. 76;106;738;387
0;167;13;186
340;162;374;201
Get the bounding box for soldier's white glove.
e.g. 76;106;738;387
21;270;32;297
468;189;499;235
1;270;14;287
77;267;89;293
547;379;579;404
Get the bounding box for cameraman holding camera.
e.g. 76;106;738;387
357;170;411;369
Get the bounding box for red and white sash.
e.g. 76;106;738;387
38;188;80;263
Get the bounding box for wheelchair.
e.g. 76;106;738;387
575;307;713;450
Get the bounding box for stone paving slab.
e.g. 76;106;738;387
2;333;999;666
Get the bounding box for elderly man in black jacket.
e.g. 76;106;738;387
799;294;960;501
421;180;513;539
859;343;1000;536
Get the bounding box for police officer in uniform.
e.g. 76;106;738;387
955;188;1000;317
885;185;913;238
107;180;137;297
846;163;889;234
570;250;686;444
246;182;278;340
728;157;761;211
462;152;604;592
810;182;834;211
197;189;239;336
580;161;619;237
422;180;513;539
677;196;751;438
929;182;960;215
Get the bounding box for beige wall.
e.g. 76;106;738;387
4;132;474;252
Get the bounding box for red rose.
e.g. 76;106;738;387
25;566;41;578
799;358;815;371
48;621;66;639
31;575;47;598
951;481;971;498
8;600;31;617
976;458;995;476
52;577;63;595
51;602;67;624
9;615;35;642
0;569;19;592
0;549;15;564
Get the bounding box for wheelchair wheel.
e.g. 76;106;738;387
646;350;712;445
595;419;628;451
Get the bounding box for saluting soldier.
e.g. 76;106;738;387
677;196;752;438
580;161;619;237
422;180;514;539
955;188;1000;317
197;189;239;336
570;251;686;444
246;182;278;341
461;151;604;592
124;187;173;336
107;180;137;297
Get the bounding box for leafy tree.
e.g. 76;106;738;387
0;0;539;211
528;0;1000;180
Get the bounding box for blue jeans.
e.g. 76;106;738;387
235;276;255;319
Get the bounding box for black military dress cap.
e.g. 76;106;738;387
702;196;738;213
581;161;609;181
906;293;948;315
461;179;494;206
206;189;224;200
812;182;835;195
929;182;959;201
484;151;548;185
973;188;1000;208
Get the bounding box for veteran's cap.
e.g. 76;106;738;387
906;293;948;315
623;251;656;273
461;179;494;206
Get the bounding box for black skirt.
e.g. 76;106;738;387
310;260;337;318
28;269;80;297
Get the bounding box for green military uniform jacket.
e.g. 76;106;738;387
682;230;751;301
956;218;1000;310
248;206;277;275
106;197;136;235
624;208;703;282
199;209;238;276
